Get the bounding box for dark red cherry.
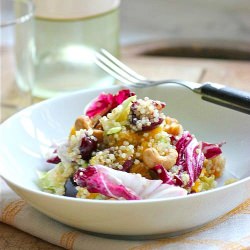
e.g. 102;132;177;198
79;136;97;161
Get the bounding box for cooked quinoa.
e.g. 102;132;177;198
39;89;226;200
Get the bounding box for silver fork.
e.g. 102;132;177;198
95;49;250;115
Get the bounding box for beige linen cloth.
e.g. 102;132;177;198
0;178;249;250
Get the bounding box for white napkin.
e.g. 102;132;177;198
1;178;250;250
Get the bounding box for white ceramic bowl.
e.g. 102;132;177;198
0;85;249;237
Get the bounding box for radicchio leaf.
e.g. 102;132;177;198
86;89;135;118
201;141;224;159
152;165;175;185
114;89;134;106
73;165;187;200
86;93;114;118
74;166;140;200
174;131;205;187
47;149;61;164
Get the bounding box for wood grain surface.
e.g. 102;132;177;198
122;44;250;92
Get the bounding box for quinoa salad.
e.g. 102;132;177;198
39;89;226;200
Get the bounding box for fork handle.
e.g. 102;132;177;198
200;83;250;114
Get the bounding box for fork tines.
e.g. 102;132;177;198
94;49;148;87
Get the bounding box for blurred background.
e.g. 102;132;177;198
121;0;250;45
120;0;250;59
3;0;250;47
2;0;250;60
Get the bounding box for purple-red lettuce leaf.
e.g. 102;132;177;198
73;165;187;200
175;131;205;187
152;165;175;185
85;93;114;118
74;166;140;200
114;89;135;106
201;141;224;159
85;89;135;119
47;149;61;164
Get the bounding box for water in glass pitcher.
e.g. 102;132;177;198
33;0;120;99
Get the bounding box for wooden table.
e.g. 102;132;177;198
1;45;250;249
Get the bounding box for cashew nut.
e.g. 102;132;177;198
92;129;103;142
74;115;103;142
142;148;178;170
75;115;92;130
